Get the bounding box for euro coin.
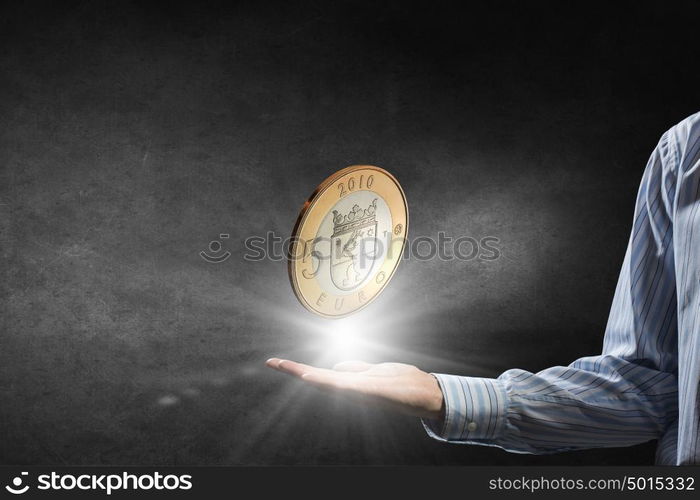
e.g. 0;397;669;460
288;165;409;318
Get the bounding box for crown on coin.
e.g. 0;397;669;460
332;199;377;234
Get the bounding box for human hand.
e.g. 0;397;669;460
266;358;445;420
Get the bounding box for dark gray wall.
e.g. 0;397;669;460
1;0;699;465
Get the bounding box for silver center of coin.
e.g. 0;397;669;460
312;190;392;295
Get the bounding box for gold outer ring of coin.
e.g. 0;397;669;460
288;165;409;318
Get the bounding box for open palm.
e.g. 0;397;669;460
266;358;444;420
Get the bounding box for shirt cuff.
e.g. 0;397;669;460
422;374;507;442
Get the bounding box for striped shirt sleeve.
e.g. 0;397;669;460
422;126;680;454
422;375;507;441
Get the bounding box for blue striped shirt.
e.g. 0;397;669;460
423;112;700;465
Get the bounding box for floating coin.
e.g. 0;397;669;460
288;165;409;318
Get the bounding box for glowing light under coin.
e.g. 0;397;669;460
324;317;367;361
295;303;430;366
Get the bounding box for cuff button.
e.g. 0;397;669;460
467;421;477;432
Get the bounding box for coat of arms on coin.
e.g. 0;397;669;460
288;165;409;318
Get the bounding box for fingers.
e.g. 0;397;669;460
332;360;373;372
266;358;316;378
266;358;373;395
266;358;281;367
266;358;373;376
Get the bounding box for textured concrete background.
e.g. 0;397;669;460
2;0;700;465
